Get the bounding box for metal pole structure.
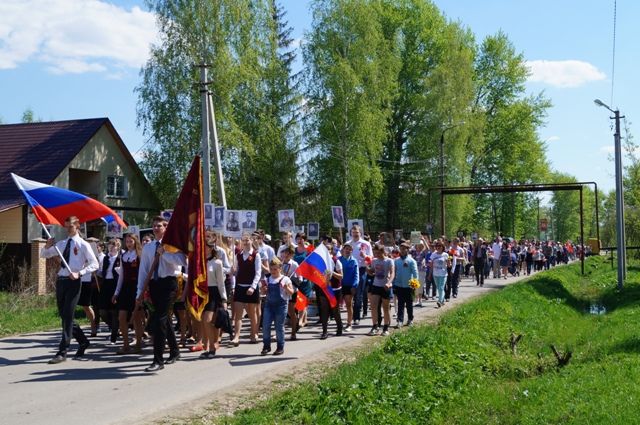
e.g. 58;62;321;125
439;132;445;237
207;91;227;208
594;99;625;288
594;182;600;252
537;197;540;241
200;65;212;204
614;110;627;280
580;186;584;275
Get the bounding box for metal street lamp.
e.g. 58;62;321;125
594;98;626;289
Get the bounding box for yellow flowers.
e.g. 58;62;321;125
408;278;420;289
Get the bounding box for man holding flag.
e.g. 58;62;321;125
136;156;207;372
296;240;342;340
11;173;125;364
41;216;99;364
136;215;186;372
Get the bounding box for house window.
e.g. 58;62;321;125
107;175;128;198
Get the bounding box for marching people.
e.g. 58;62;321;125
315;238;343;340
338;243;359;332
346;225;373;326
40;216;99;364
472;238;488;287
260;257;294;355
231;233;262;346
445;238;464;300
367;243;394;336
111;233;143;354
200;244;227;359
392;242;418;328
99;238;122;345
428;240;450;308
78;245;98;337
280;247;301;340
136;215;187;372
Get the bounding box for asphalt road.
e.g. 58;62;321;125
0;271;535;425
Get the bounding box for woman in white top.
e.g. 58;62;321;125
200;244;227;359
111;233;143;354
428;240;451;308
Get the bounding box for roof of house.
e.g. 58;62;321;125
0;118;158;213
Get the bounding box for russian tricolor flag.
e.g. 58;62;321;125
297;243;337;308
11;173;126;227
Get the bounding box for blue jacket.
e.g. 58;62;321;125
339;255;359;287
393;255;418;288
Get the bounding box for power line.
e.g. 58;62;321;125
610;0;617;106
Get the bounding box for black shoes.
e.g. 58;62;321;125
273;348;284;355
74;341;90;358
261;347;271;356
145;363;164;372
164;354;181;365
320;332;329;340
48;354;66;364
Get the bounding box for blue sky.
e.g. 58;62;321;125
0;0;635;195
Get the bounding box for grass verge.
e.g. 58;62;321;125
0;290;87;337
199;257;640;424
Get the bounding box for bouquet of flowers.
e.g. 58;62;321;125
408;278;420;290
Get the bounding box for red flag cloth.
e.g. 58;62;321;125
161;156;208;320
295;291;308;312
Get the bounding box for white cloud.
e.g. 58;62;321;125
526;60;606;88
600;145;615;154
0;0;158;76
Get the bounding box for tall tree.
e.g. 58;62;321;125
227;0;302;234
469;32;551;236
377;0;475;233
303;0;399;228
136;0;262;207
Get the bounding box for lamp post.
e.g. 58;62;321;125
594;99;626;289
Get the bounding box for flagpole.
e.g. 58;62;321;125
39;222;72;271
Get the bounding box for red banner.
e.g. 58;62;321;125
162;156;208;320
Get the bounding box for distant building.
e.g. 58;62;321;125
0;118;162;290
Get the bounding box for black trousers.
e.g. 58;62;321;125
445;265;461;297
474;259;485;286
55;277;88;355
394;286;413;323
149;277;179;364
316;287;342;334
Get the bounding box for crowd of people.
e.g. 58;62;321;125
41;215;580;372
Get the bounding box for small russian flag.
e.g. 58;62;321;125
297;243;337;308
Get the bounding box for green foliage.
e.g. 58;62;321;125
137;0;265;208
303;0;398;220
135;0;572;240
21;107;41;123
0;291;87;337
214;257;640;424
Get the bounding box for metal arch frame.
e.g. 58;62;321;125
428;182;600;275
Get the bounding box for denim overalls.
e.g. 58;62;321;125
262;276;288;351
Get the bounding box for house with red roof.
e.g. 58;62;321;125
0;118;162;289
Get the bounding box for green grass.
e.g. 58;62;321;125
0;290;87;337
210;257;640;424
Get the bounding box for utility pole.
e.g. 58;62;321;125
594;99;626;289
207;91;227;208
199;65;212;204
199;63;227;207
